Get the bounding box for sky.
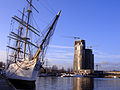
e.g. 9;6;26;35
0;0;120;70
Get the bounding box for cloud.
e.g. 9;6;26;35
49;45;74;49
94;61;120;71
95;54;120;59
46;48;73;59
45;45;74;68
0;44;74;68
47;45;74;61
45;58;73;69
94;50;120;59
48;45;120;69
47;57;73;62
91;50;120;70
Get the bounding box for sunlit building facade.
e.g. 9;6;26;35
73;39;94;74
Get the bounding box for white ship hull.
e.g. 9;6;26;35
6;59;39;80
5;59;39;89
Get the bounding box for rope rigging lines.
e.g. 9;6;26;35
36;0;56;15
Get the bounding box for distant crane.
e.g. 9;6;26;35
86;45;99;49
63;36;81;40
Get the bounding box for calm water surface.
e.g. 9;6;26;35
36;77;120;90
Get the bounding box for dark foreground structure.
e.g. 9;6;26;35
0;78;16;90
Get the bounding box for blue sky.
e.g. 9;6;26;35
0;0;120;70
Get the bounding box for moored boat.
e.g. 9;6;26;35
4;0;61;89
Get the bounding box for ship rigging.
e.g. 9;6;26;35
5;0;61;89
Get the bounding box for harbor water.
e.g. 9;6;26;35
36;77;120;90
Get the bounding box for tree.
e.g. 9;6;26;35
0;62;3;67
67;68;73;73
51;65;58;72
0;61;5;68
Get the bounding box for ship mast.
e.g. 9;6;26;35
23;0;32;59
7;0;60;64
33;11;61;60
8;0;40;61
14;8;25;62
17;8;25;59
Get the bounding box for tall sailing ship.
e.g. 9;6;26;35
5;0;61;89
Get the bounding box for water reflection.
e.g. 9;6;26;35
36;77;120;90
36;77;94;90
36;77;73;90
73;77;94;90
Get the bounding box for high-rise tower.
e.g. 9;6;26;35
73;40;85;73
73;39;94;73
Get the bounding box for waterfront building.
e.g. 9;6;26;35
73;39;94;74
